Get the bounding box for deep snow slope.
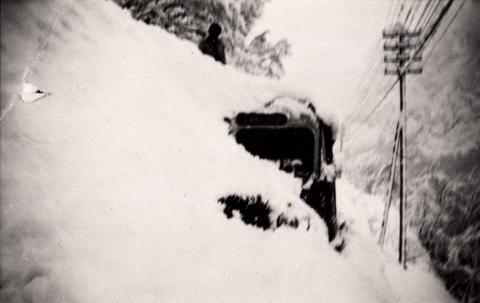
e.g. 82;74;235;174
1;1;456;302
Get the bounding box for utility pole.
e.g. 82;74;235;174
380;23;422;269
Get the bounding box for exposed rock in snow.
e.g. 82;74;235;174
20;83;48;103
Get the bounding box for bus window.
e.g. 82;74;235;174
235;127;315;177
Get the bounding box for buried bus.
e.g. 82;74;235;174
226;96;339;241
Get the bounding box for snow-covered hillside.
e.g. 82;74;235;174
1;1;456;302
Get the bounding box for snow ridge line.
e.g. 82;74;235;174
0;4;66;125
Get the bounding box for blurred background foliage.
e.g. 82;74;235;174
113;0;290;79
343;1;480;301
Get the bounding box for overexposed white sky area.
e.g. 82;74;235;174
251;0;390;115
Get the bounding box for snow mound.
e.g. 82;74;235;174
0;0;456;302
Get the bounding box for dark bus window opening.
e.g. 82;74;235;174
235;128;315;177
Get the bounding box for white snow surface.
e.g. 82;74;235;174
0;1;456;302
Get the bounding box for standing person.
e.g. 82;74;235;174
199;23;226;64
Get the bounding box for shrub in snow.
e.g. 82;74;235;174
218;194;272;230
218;195;304;231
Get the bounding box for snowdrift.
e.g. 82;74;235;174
1;0;456;302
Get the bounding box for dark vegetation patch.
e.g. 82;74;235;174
218;194;301;231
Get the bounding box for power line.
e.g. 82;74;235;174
350;38;383;99
350;55;384;113
359;0;455;124
424;0;467;63
395;1;406;25
348;36;389;121
404;6;413;26
351;0;422;122
346;79;397;139
413;0;434;32
415;0;455;54
350;67;390;121
384;0;396;27
361;79;398;124
418;0;443;33
350;0;453;127
389;0;404;28
406;0;423;30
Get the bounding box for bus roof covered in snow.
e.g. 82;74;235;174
227;96;336;179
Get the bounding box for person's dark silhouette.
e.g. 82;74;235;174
199;23;226;64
